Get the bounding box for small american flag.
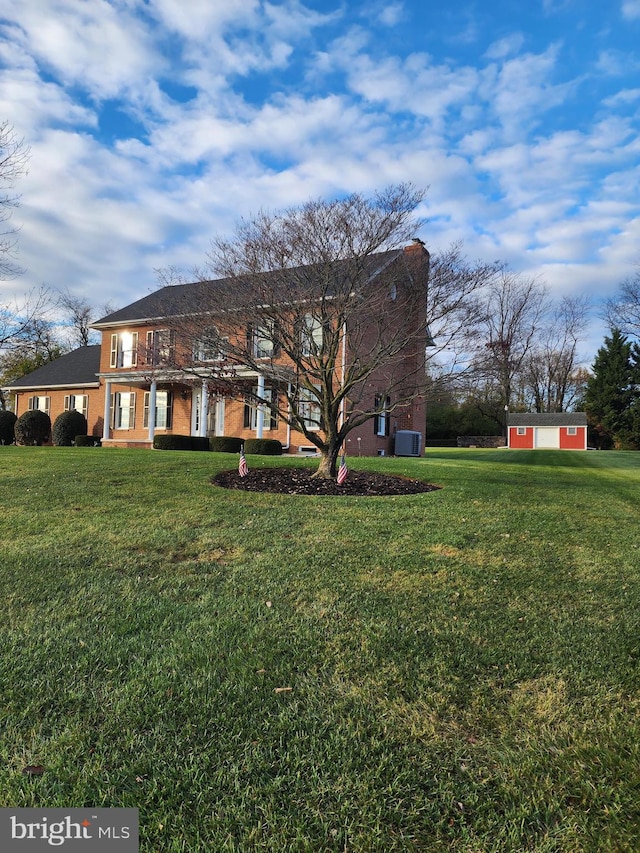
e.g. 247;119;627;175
239;446;249;478
337;454;348;485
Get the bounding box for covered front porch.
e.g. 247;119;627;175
99;368;293;449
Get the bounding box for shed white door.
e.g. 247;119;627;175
535;427;559;448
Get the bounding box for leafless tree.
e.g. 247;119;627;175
603;267;640;339
519;295;591;412
473;271;550;434
158;185;429;478
0;120;30;280
56;289;103;347
0;287;57;409
423;242;502;390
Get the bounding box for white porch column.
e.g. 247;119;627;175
256;373;265;438
102;379;111;441
148;380;157;442
200;380;209;437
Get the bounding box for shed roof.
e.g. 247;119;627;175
2;345;101;390
508;412;587;427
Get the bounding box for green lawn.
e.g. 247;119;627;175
1;447;639;852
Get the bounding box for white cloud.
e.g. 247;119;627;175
622;0;640;19
484;33;525;60
376;3;405;27
6;0;161;101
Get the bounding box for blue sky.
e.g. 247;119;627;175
1;0;639;360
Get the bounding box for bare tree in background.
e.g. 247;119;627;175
0;287;56;409
519;295;591;412
0;120;30;280
603;267;640;339
473;272;550;434
158;185;429;478
423;242;502;390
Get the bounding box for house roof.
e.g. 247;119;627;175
91;249;407;328
2;345;101;390
508;412;587;427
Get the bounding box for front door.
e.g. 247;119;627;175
191;390;226;436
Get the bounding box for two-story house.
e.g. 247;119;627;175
4;242;429;456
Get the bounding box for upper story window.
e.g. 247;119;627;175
145;330;175;366
110;332;139;368
251;322;276;359
301;314;324;357
194;327;226;362
517;427;526;435
567;426;577;436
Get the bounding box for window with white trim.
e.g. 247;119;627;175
374;395;391;437
298;385;321;432
194;327;226;362
28;395;51;415
64;394;88;418
252;322;276;359
517;426;526;435
145;329;175;366
567;426;577;436
112;392;136;429
244;387;277;430
301;314;323;357
110;332;139;368
143;390;172;429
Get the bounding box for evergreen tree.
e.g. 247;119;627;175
584;329;639;449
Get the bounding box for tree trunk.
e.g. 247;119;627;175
312;444;340;479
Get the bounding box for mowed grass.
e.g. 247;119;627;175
1;447;640;852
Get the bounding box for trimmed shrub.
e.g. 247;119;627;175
190;436;211;452
244;438;283;455
14;409;52;446
153;434;192;451
0;410;17;445
75;435;102;447
52;410;88;446
210;436;243;453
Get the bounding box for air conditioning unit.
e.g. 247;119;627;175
394;430;422;457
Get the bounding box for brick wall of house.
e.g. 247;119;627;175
14;387;105;440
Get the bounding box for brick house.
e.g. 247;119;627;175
3;345;104;436
507;412;588;450
4;244;429;455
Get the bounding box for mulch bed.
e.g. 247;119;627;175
211;467;441;496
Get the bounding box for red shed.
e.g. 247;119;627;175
507;412;588;450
